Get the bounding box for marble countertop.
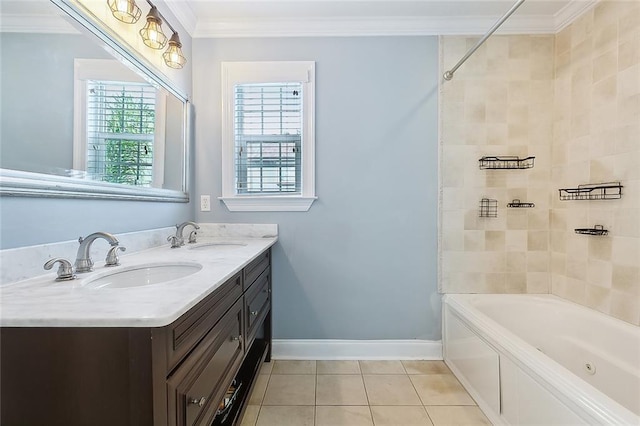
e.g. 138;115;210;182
0;236;277;328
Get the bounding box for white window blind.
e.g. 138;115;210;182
86;80;156;186
234;83;302;194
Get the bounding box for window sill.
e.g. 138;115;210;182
219;196;317;212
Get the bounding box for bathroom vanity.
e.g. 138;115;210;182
1;237;274;426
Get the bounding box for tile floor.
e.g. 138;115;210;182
239;360;492;426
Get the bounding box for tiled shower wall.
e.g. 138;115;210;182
440;0;640;326
440;34;555;294
551;1;640;325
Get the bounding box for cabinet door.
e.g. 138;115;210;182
168;299;244;426
244;268;271;348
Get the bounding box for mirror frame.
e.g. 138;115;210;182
0;0;190;203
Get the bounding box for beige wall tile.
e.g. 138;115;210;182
527;272;550;293
527;252;549;272
610;290;640;325
612;264;640;295
439;6;637;324
585;284;612;313
506;272;527;293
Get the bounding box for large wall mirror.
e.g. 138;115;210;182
0;0;189;202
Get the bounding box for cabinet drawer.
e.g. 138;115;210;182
243;249;270;291
168;299;244;426
166;273;242;371
245;268;270;347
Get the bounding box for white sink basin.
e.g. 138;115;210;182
84;263;202;289
188;242;247;251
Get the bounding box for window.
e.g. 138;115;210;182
73;59;167;188
86;81;156;186
221;62;316;212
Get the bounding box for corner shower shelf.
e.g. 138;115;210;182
479;198;498;218
507;199;535;208
479;156;535;170
558;182;622;201
575;225;608;236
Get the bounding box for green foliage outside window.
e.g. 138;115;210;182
101;88;155;186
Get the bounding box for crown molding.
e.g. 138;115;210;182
163;0;198;37
193;15;558;38
554;0;598;32
0;14;79;34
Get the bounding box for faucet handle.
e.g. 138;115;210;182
188;230;198;244
44;258;76;281
167;235;182;249
105;246;126;267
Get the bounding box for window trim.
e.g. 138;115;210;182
73;59;167;187
220;61;316;212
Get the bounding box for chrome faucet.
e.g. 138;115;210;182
170;222;200;247
44;258;76;281
74;232;120;273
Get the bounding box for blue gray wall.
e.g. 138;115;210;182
192;37;440;340
0;33;111;172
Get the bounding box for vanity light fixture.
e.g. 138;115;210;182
139;4;167;49
162;32;187;69
107;0;142;24
107;0;186;69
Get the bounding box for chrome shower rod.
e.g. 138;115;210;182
443;0;526;81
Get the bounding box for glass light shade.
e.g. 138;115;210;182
139;6;167;49
107;0;141;24
163;33;187;69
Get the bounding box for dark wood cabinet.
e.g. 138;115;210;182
1;249;272;426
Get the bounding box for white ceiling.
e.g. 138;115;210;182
163;0;599;38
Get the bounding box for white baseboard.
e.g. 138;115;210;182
271;339;442;360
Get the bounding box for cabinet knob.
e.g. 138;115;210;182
251;310;259;316
231;334;242;342
188;397;206;407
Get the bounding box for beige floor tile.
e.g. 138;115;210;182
371;406;434;426
425;406;491;425
359;360;406;374
410;375;476;405
315;406;374;426
262;375;316;406
272;360;317;375
363;374;422;406
317;360;361;374
259;361;273;375
239;405;260;426
316;374;368;405
255;406;315;426
248;374;270;405
402;360;451;375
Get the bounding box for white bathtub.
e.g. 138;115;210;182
443;294;640;425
